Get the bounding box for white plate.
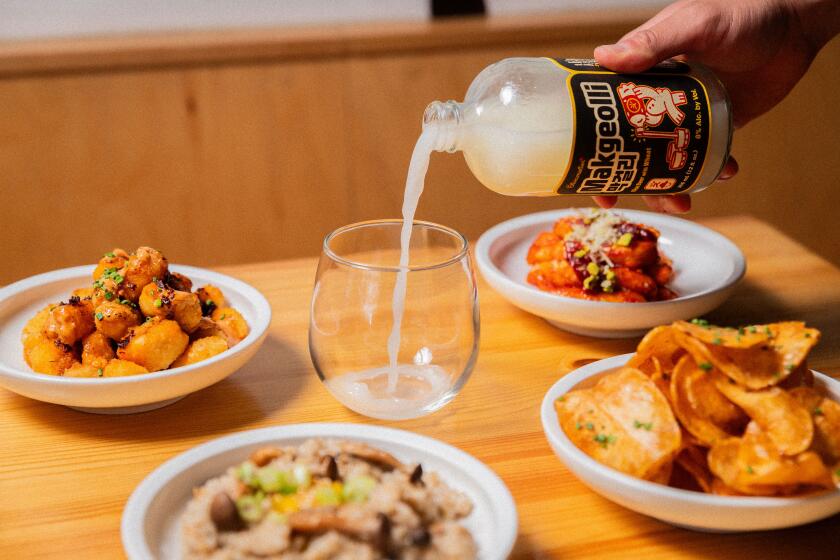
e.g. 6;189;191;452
122;423;518;559
475;209;745;338
0;264;270;414
541;354;840;532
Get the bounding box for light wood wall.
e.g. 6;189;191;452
1;11;838;285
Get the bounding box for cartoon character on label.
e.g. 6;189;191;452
617;82;690;170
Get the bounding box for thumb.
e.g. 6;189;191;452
594;9;710;72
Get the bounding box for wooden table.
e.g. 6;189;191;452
2;215;839;559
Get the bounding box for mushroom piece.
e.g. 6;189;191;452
410;464;424;486
210;493;243;532
250;447;281;467
324;455;340;481
340;442;403;471
409;527;431;547
288;508;392;551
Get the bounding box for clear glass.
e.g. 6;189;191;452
309;220;479;420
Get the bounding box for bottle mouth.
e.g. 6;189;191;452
422;100;461;153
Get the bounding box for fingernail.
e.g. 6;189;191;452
596;43;626;55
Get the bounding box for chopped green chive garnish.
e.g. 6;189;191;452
104;252;115;258
691;318;710;326
749;326;757;333
220;314;227;320
575;422;582;430
746;465;754;474
154;298;162;308
712;337;722;345
738;327;745;335
805;332;812;338
698;362;713;372
785;364;795;372
594;433;617;448
585;422;594;431
557;396;566;402
633;420;653;430
813;407;824;416
765;327;772;336
104;290;114;301
97;368;104;377
616;233;633;247
95;312;104;320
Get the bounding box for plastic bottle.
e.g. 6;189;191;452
423;57;732;197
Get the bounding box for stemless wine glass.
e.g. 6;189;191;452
309;220;479;420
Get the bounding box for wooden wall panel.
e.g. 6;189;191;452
0;17;838;286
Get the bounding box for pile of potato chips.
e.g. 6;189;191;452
555;320;840;496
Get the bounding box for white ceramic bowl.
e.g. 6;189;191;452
0;264;270;414
122;422;518;560
475;209;745;338
541;354;840;532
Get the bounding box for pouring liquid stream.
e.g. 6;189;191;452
386;128;435;394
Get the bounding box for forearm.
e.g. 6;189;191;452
788;0;840;50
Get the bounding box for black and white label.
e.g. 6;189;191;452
552;58;711;195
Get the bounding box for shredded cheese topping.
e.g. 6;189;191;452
563;209;625;266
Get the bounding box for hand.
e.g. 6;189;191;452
590;0;840;213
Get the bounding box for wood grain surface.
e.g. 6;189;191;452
1;215;839;559
1;15;838;286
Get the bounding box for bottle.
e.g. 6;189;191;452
423;58;732;196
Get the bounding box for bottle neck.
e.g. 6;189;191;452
423;100;463;153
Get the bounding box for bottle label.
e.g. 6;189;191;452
549;58;712;195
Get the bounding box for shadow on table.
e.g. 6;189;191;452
654;512;840;558
707;278;796;325
14;333;310;442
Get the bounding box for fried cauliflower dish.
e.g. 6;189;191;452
21;247;249;378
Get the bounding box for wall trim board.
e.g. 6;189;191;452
0;10;656;77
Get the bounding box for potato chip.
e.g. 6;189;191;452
669;356;745;446
673;320;768;348
556;368;681;480
790;387;840;465
627;325;686;374
708;424;833;495
710;477;743;496
675;322;820;390
715;377;813;456
737;423;833;491
779;361;815;389
674;444;713;493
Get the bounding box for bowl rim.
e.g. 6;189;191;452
121;422;519;560
0;263;272;386
541;353;840;509
475;208;746;310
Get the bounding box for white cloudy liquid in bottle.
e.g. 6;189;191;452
424;57;732;197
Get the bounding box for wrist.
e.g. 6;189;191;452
788;0;840;51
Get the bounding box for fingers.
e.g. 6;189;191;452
594;1;715;71
592;195;618;209
717;156;739;180
643;194;692;214
594;194;690;213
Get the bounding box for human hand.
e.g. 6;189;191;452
591;0;840;213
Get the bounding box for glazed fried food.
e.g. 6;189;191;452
556;320;840;497
527;210;676;302
20;247;250;378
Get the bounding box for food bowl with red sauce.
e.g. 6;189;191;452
475;209;745;338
